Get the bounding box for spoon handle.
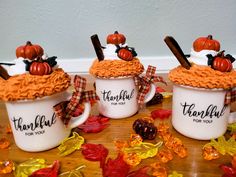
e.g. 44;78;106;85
164;36;191;69
91;34;104;61
0;65;10;80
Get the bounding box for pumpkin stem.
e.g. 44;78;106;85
207;35;213;40
114;31;119;34
218;50;225;57
26;41;33;46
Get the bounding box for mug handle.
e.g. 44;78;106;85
228;111;236;124
68;102;91;129
143;84;156;103
63;91;91;129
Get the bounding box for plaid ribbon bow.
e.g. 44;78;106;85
53;75;99;125
134;65;166;106
225;87;236;105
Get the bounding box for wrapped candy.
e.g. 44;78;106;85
58;132;84;156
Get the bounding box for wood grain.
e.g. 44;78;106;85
0;74;232;177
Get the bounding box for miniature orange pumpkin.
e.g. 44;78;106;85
212;51;233;72
29;61;52;75
16;41;44;60
117;48;133;61
106;31;126;45
193;35;220;52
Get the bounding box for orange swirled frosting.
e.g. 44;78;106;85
168;64;236;89
0;68;71;101
89;58;144;78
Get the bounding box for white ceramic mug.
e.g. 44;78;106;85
172;84;236;140
5;91;91;152
95;76;156;119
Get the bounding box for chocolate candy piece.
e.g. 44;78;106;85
91;34;104;61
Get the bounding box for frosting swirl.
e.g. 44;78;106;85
168;64;236;89
0;68;71;101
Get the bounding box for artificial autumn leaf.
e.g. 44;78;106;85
127;166;150;177
151;109;172;120
204;136;236;156
81;143;108;168
58;165;85;177
14;158;47;177
219;164;236;177
78;115;110;133
29;160;60;177
122;141;163;160
102;154;130;177
0;160;14;174
58;132;84;156
228;123;236;134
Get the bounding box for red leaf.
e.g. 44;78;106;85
156;86;166;93
81;143;109;168
219;164;236;176
151;109;172;120
102;154;130;177
29;160;60;177
78;115;110;133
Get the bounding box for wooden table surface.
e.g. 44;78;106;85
0;74;232;177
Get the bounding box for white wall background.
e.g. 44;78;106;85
0;0;235;72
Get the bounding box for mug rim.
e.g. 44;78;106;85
95;75;135;80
